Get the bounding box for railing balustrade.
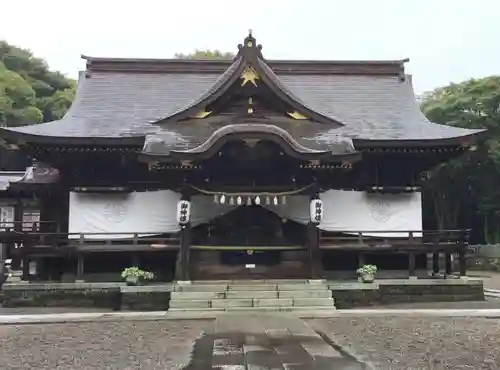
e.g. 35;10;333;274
319;229;469;251
0;221;58;233
1;227;470;252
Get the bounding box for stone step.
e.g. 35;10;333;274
211;299;253;309
189;279;312;285
224;307;282;313
226;290;278;299
254;298;293;308
278;290;332;299
169;299;211;309
174;284;227;292
170;291;225;300
168;307;225;312
165;308;337;319
278;283;329;291
227;284;278;291
292;298;335;307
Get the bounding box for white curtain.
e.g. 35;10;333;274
68;190;422;240
68;190;181;239
265;191;422;237
319;190;422;237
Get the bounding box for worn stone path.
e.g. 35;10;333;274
182;313;364;370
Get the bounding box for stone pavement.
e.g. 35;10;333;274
182;313;364;370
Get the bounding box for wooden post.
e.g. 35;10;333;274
358;252;365;268
131;254;139;267
21;255;29;281
308;190;322;280
432;252;440;275
458;230;468;277
179;223;191;281
177;191;191;281
408;251;416;278
308;221;321;279
76;254;85;281
12;201;23;271
444;251;453;277
459;247;467;277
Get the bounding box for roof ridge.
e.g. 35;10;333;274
83;56;408;76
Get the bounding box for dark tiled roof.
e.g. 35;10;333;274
2;61;483;143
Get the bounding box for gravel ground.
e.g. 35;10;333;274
368;297;500;309
0;320;213;370
309;317;500;370
470;271;500;290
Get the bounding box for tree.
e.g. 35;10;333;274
175;49;234;60
0;40;76;169
421;76;500;243
0;40;75;127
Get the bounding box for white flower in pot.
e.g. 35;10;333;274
356;264;377;283
121;267;155;285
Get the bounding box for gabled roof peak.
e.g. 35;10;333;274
237;30;264;60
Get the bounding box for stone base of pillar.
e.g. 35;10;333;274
7;270;23;283
308;279;326;284
409;276;418;280
75;279;85;283
176;280;192;285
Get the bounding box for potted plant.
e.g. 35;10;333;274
121;266;155;286
356;264;378;283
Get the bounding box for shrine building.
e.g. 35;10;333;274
0;32;485;282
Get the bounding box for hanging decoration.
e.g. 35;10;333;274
188;183;315;207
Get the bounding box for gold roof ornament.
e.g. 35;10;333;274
193;109;212;119
240;66;259;87
287;111;308;120
247;96;254;114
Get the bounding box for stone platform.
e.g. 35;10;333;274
0;277;485;311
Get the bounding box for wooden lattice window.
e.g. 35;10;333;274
22;209;40;231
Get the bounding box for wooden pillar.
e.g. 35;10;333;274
459;247;467;277
131;254;139;267
12;201;23;271
458;230;469;277
76;254;85;281
177;192;191;281
358;252;365;268
432;252;440;275
308;221;321;279
308;190;322;280
444;251;453;277
408;252;416;278
178;223;191;281
21;255;29;281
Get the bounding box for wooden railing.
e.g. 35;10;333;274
9;231;180;250
319;229;470;251
3;228;470;252
0;221;59;233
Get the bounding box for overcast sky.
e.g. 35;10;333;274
1;0;498;94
